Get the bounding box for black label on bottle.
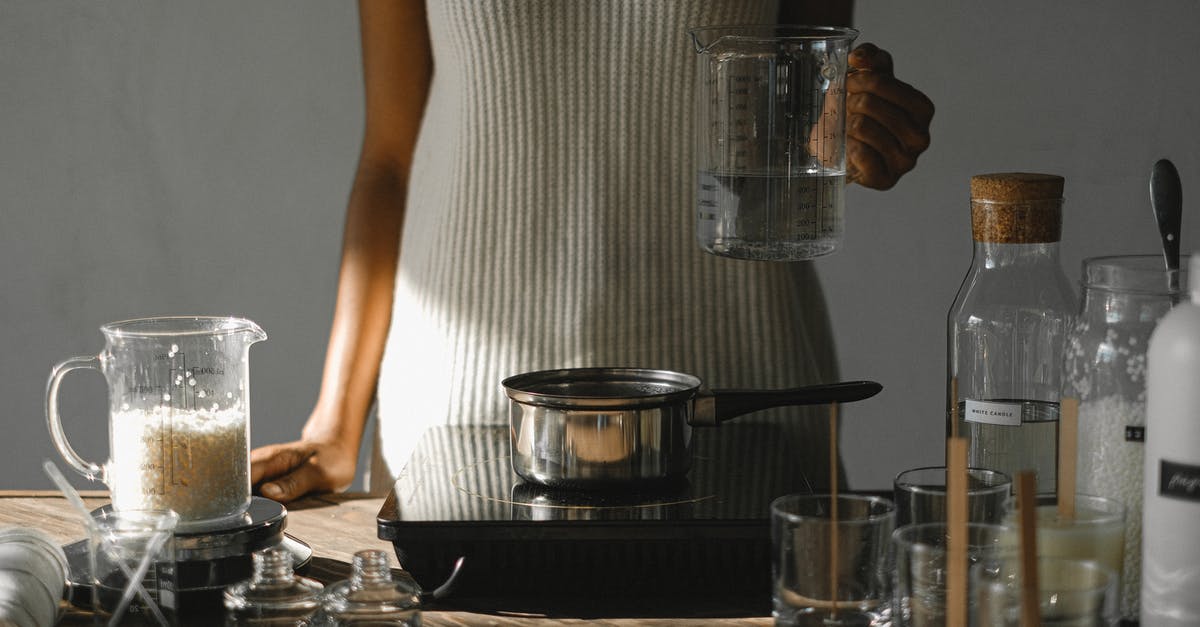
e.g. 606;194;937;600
1125;426;1145;442
1159;459;1200;503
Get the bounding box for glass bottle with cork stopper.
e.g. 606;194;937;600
947;172;1077;495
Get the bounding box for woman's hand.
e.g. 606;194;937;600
845;43;934;190
250;436;358;503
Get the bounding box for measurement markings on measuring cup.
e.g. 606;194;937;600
168;351;191;489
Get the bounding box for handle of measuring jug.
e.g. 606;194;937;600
45;355;106;482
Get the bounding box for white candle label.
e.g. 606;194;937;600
964;400;1022;426
1159;459;1200;503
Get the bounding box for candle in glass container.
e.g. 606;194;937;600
1003;493;1125;581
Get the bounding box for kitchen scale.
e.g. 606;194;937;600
376;422;824;615
64;497;312;623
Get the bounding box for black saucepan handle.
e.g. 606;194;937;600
698;380;883;425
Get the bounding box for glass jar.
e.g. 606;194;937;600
317;550;421;626
1063;254;1187;618
224;547;323;625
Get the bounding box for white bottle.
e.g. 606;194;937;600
1143;253;1200;626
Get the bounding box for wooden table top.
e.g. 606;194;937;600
0;490;770;626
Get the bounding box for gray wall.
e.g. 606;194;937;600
3;1;1198;492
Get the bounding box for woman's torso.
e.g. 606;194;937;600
374;0;839;488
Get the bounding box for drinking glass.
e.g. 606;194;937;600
88;508;178;627
971;556;1117;626
893;466;1012;526
1000;494;1125;599
891;523;1015;627
771;494;894;626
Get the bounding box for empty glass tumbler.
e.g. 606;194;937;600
891;523;1015;627
88;508;178;627
771;494;894;626
893;466;1012;526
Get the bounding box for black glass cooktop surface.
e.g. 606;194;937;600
377;423;818;609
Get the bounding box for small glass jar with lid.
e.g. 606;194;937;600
223;546;324;625
316;549;421;626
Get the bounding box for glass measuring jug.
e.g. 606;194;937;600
46;316;267;531
691;25;858;261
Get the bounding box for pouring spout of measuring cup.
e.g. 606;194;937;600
229;318;268;345
688;25;737;53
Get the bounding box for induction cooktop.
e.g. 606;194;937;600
376;422;822;612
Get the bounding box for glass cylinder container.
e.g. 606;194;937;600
1063;254;1186;618
317;550;421;626
224;547;323;626
948;173;1077;495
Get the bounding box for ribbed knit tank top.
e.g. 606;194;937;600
374;0;840;489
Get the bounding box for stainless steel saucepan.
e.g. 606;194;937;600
502;367;882;489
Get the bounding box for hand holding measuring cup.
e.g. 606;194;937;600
692;28;933;261
844;43;934;191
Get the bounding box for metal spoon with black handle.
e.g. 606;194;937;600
1150;158;1183;296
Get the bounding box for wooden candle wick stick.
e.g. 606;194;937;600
1016;471;1041;627
829;401;839;618
946;437;968;627
950;377;960;440
1058;397;1079;520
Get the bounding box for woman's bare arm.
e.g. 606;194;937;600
250;0;433;502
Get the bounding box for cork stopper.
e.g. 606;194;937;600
970;172;1064;243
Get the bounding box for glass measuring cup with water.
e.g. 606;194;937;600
46;316;267;531
691;25;858;261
